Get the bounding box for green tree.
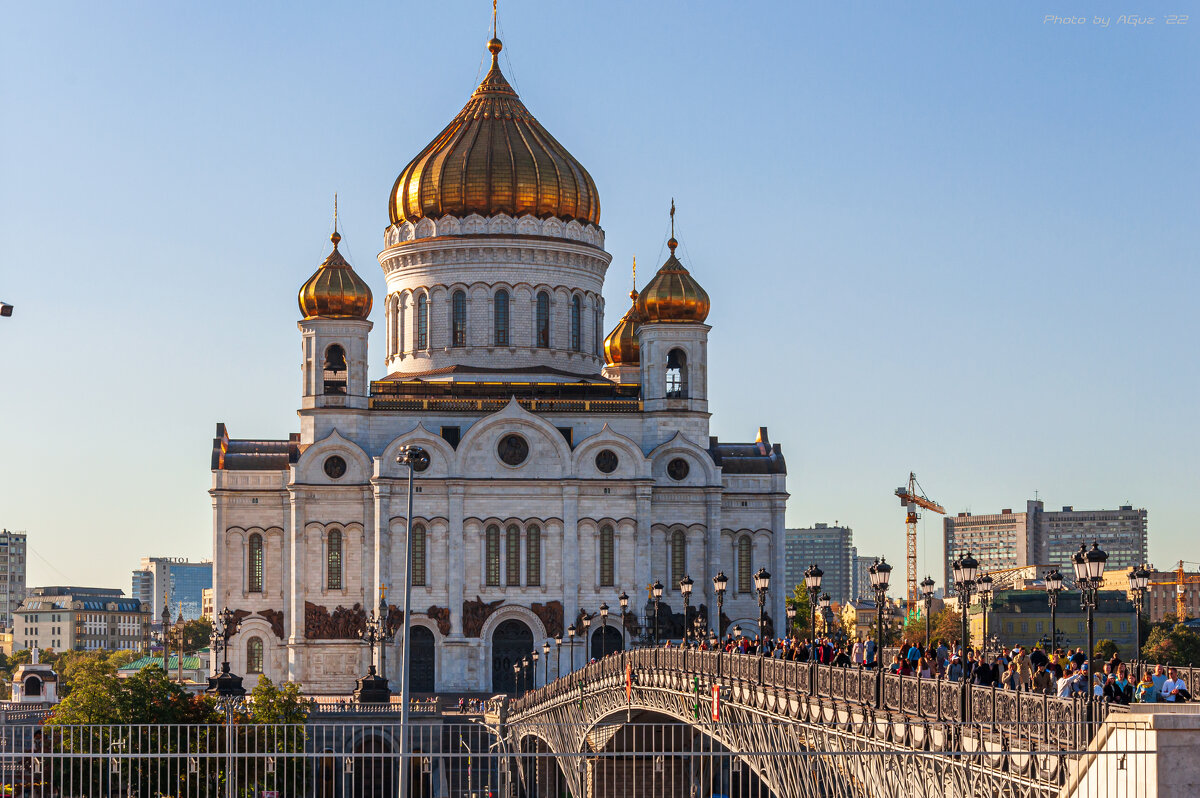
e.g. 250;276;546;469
245;676;313;725
931;607;963;647
49;665;221;726
175;617;214;653
1094;639;1119;661
1142;623;1200;666
54;649;139;698
785;585;814;639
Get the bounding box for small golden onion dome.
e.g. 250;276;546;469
298;231;373;320
637;239;710;324
389;37;601;227
603;290;643;365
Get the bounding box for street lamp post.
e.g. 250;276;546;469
1129;564;1151;678
819;593;831;638
679;576;694;646
921;576;936;646
543;642;551;685
513;662;520;695
566;624;577;673
951;552;980;719
393;444;429;798
868;558;893;708
712;572;728;639
804;564;824;643
599;603;610;659
581;612;592;662
618;592;629;661
977;574;994;656
754;568;771;681
531;649;539;689
785;604;797;639
354;592;393;703
1073;542;1109;731
1045;569;1064;654
555;634;563;679
652;580;664;646
205;607;246;701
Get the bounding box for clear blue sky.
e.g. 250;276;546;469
1;2;1196;593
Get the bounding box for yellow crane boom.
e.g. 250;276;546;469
896;472;946;602
1147;560;1200;621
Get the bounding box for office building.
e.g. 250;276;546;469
972;588;1137;656
15;586;150;652
784;524;854;604
943;500;1148;588
1102;564;1200;623
0;530;28;629
853;555;878;601
133;558;213;623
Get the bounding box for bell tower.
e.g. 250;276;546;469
297;214;374;411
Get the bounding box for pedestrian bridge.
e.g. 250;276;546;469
502;648;1152;798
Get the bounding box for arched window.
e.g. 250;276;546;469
485;525;500;586
417;294;428;349
666;348;688;398
451;290;466;347
322;344;347;395
247;637;264;674
599;525;614;586
570;295;582;351
536;292;550;348
506;524;521;586
526;525;541;587
248;533;263;593
412;524;426;587
327;529;343;591
737;536;753;594
494;290;509;346
670;530;686;586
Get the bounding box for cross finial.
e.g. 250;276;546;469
670;198;675;238
632;256;637;290
333;193;339;233
493;0;498;39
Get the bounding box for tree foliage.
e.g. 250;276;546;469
243;676;313;725
785;585;814;639
173;617;214;653
931;608;963;647
48;665;221;726
1093;639;1119;661
1142;623;1200;666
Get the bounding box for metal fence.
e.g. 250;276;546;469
0;719;1156;798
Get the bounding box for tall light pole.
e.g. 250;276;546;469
712;572;728;638
1045;569;1064;654
513;662;521;695
951;552;979;718
393;444;429;798
785;604;797;640
921;576;936;646
1073;542;1108;729
754;567;771;659
543;641;551;684
804;564;823;642
1129;564;1150;677
531;649;539;689
652;579;664;646
581;612;592;661
679;576;694;646
599;602;610;659
555;633;562;679
819;593;831;638
618;592;629;659
869;558;892;707
566;624;577;672
976;573;994;656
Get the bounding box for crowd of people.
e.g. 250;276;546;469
675;633;1189;704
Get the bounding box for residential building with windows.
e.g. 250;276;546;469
209;27;790;695
783;524;854;605
14;587;150;653
943;500;1148;589
0;530;28;629
132;558;213;623
853;554;878;601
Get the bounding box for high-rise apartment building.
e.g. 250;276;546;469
132;558;213;623
0;530;28;629
784;524;854;605
943;500;1148;588
853;555;878;601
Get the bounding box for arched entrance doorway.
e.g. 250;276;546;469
24;676;42;697
491;619;533;694
591;626;624;660
409;626;435;692
350;735;395;798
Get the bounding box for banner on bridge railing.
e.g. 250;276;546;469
712;684;721;721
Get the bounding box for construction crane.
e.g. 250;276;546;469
895;473;945;602
1147;561;1200;621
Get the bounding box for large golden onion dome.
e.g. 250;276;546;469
637;236;710;324
298;231;373;320
603;289;643;366
389;37;601;227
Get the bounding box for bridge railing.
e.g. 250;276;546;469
511;646;1115;747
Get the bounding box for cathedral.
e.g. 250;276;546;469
210;31;790;695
